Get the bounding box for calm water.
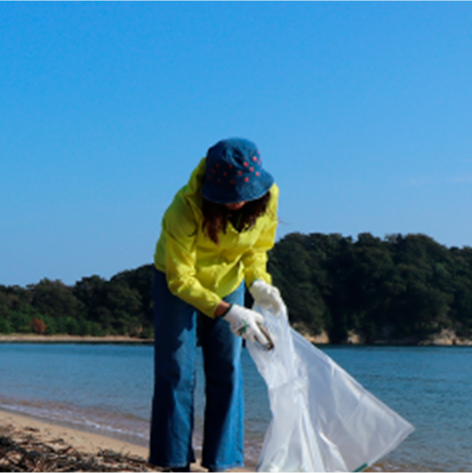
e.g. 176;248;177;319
0;342;471;471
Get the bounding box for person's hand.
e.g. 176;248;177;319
249;280;286;316
223;304;271;347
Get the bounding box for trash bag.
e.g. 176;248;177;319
247;305;414;472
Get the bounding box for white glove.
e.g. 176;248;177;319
249;280;286;316
223;304;269;346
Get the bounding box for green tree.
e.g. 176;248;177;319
30;279;86;324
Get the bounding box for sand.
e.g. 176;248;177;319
0;408;250;472
0;408;149;458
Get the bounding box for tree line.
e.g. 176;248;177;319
1;232;472;343
0;266;154;338
268;232;472;343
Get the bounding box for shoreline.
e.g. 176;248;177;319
294;326;472;347
0;407;155;471
0;408;407;473
2;331;472;346
0;334;153;344
0;408;250;472
0;407;149;458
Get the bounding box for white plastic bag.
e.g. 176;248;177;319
247;306;414;472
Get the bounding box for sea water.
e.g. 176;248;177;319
0;342;471;472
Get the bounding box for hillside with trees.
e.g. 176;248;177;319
268;232;472;344
0;266;154;339
1;232;472;344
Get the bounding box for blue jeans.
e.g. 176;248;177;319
149;268;244;470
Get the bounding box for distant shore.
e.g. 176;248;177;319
0;334;153;344
1;329;471;346
294;325;472;347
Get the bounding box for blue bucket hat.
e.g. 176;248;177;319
201;138;274;204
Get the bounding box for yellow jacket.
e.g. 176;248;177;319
154;158;279;317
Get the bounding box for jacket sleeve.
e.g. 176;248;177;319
163;198;222;317
241;185;279;287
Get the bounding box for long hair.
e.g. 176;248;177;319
202;191;271;244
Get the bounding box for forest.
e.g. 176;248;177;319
1;232;472;344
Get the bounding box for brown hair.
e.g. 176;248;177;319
202;191;271;244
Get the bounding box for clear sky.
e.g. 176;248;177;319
2;2;472;287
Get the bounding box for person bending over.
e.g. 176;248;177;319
149;138;285;472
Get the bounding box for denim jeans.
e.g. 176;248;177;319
149;268;244;471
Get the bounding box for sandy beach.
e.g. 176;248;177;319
0;408;250;472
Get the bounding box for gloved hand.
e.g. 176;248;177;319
223;304;272;347
249;280;286;316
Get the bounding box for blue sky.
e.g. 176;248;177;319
2;2;472;287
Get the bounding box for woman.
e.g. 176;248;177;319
149;138;285;472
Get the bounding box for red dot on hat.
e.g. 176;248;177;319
243;162;248;167
244;177;249;182
249;167;254;172
253;156;257;162
231;180;235;185
256;171;260;176
238;171;243;176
